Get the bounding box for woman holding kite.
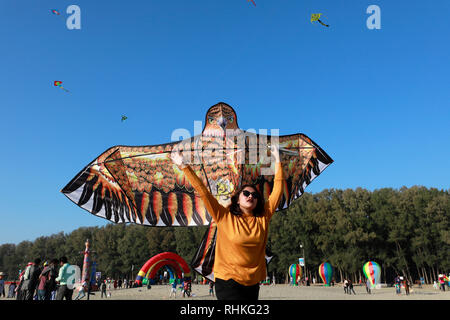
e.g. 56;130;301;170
171;145;284;300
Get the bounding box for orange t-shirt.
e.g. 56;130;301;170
183;162;284;286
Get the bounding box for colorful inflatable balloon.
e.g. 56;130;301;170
289;264;302;285
135;252;190;286
363;261;381;288
318;262;333;286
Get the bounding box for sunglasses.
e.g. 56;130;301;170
242;190;259;198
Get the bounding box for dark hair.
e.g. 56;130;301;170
34;258;42;265
229;184;265;217
60;256;68;264
50;258;59;265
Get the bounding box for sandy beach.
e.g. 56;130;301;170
1;283;449;301
46;283;450;300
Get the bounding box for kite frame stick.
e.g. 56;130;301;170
89;146;316;167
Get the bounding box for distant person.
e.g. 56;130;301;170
16;267;29;300
55;256;73;300
433;280;439;290
419;277;424;288
100;280;107;298
183;280;191;297
45;259;59;300
343;279;348;294
37;261;49;300
394;275;402;295
0;274;5;297
169;278;177;298
404;279;410;295
439;275;446;291
7;281;16;298
74;281;87;300
347;279;356;295
365;278;371;294
209;281;215;296
22;258;42;300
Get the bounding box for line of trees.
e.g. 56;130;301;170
0;186;448;285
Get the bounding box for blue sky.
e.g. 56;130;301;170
0;0;449;244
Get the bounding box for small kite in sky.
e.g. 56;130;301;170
50;9;65;22
248;0;256;6
121;115;128;122
54;81;69;92
311;13;330;27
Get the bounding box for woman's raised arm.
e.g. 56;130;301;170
266;145;285;218
171;150;226;222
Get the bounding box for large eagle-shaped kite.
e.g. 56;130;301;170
61;102;333;280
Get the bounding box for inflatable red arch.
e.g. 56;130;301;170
135;252;191;285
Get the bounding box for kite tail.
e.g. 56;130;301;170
318;20;329;27
191;222;217;282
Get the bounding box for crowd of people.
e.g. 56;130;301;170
0;257;138;301
1;257;73;300
394;275;411;295
343;278;356;295
96;277;137;298
167;276;193;299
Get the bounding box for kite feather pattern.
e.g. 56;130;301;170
61;102;333;280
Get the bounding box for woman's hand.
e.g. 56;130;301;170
171;149;186;169
270;144;280;163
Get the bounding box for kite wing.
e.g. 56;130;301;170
191;131;333;280
61;139;215;226
61;132;247;226
238;132;333;210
